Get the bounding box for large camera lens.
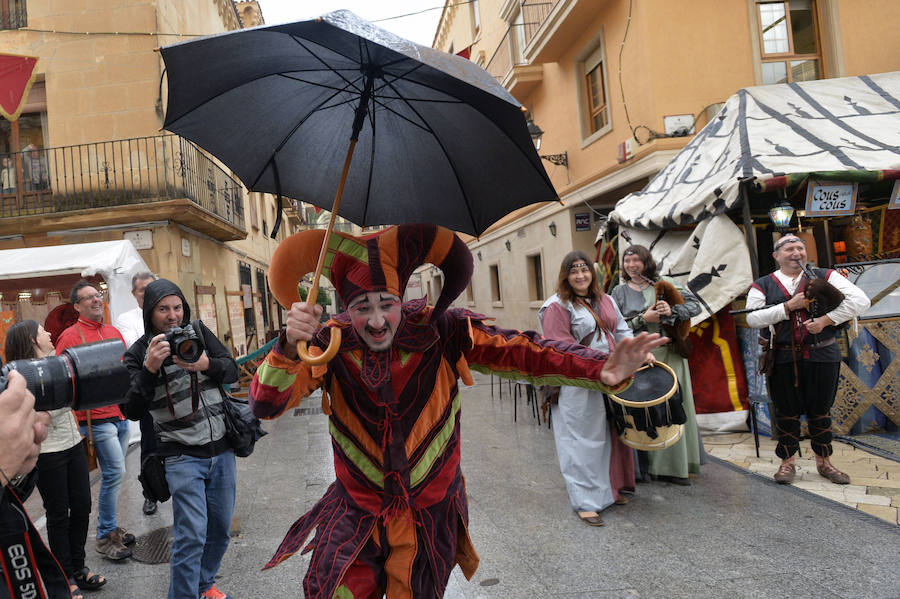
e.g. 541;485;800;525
0;340;129;412
1;355;75;411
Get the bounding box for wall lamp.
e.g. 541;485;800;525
477;250;482;261
526;119;569;168
548;221;557;237
505;240;511;251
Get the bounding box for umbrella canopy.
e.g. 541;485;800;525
161;10;557;237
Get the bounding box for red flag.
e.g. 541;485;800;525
455;46;471;60
0;53;39;121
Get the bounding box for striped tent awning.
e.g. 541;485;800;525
608;72;900;323
612;71;900;231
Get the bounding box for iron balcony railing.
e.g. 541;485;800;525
486;26;524;82
0;134;245;230
1;0;26;29
520;1;557;48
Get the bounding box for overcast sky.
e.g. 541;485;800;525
256;1;444;47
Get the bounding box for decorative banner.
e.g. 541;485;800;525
0;53;39;121
226;293;246;356
687;305;749;416
197;297;218;338
805;180;858;217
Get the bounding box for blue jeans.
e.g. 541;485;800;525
80;419;129;538
165;451;236;599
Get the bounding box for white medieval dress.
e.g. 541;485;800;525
539;294;634;512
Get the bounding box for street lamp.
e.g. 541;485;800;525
548;221;557;237
526;118;568;168
768;200;795;232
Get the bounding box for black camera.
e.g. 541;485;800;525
164;323;204;363
0;339;130;412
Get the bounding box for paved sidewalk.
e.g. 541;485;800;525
703;431;900;526
22;373;900;597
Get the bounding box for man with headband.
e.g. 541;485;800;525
250;224;665;598
745;234;869;485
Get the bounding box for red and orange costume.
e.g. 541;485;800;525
250;225;628;598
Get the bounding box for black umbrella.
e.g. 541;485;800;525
160;10;558;362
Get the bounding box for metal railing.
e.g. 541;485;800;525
0;134;244;230
0;0;26;29
521;1;557;47
486;26;525;82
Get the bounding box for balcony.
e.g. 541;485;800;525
0;134;246;240
485;25;543;99
521;0;595;65
0;0;26;29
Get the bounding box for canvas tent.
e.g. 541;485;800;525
609;71;900;321
0;240;149;324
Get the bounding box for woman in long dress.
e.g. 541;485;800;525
539;251;646;526
610;244;703;485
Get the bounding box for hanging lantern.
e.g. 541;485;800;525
768;200;795;231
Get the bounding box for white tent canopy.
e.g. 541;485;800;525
610;71;900;321
0;240;150;323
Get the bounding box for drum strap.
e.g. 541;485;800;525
576;297;615;352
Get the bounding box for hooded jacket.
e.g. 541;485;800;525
121;279;239;458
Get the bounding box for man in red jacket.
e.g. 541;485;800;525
55;280;135;560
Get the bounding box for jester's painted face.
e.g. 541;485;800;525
347;292;402;352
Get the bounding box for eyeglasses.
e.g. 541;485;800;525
77;292;104;303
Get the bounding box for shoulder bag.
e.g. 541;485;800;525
219;386;267;458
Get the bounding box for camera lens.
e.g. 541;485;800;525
176;339;202;363
3;355;75;411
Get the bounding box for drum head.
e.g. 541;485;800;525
608;362;678;408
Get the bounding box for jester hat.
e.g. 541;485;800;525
269;224;473;319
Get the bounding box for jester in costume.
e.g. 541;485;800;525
249;224;664;598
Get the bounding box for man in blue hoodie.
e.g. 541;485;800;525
122;279;239;599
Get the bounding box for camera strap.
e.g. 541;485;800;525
161;368;200;421
0;485;69;599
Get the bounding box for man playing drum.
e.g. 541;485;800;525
746;234;869;485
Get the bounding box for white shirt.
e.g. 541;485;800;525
114;307;144;348
746;268;870;329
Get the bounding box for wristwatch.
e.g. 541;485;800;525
9;473;25;487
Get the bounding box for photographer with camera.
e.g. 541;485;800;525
0;371;49;491
55;280;135;562
121;279;238;599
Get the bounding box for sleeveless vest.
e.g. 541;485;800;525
750;268;841;363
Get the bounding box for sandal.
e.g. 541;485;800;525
614;496;630;505
577;511;605;526
73;567;106;591
68;579;84;599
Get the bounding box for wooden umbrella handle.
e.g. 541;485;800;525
296;330;341;366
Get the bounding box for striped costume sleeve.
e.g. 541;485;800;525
249;336;325;419
462;316;631;394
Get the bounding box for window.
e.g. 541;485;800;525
575;33;612;144
256;267;269;329
465;282;474;304
527;254;544;301
584;47;608;133
756;0;823;84
238;262;254;337
489;264;501;303
470;0;480;37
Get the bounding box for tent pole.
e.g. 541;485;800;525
741;181;760;280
